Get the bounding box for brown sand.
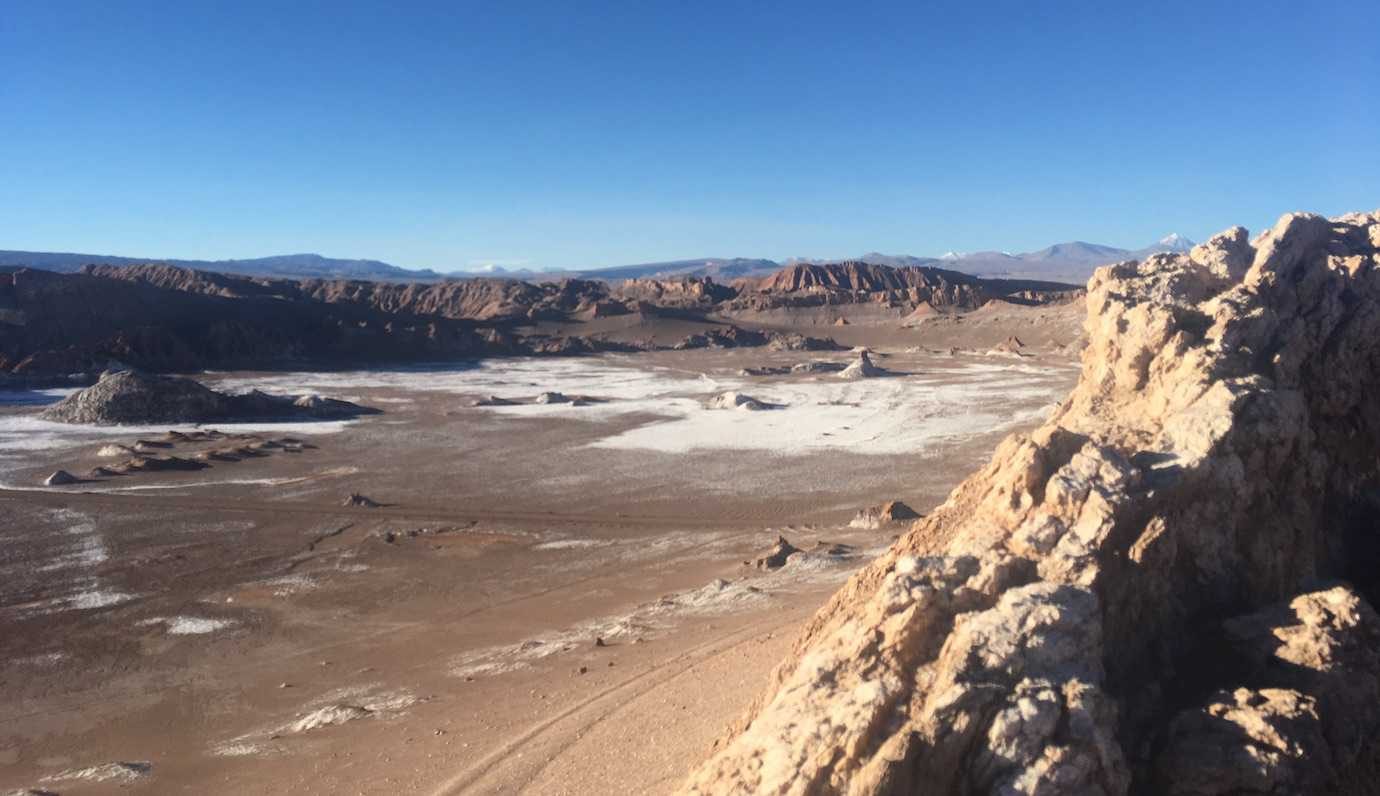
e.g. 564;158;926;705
0;332;1077;794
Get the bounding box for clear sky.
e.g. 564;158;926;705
2;1;1377;272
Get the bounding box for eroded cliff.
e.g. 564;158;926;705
681;210;1380;794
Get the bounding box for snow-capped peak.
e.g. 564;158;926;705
1157;233;1194;251
939;251;965;260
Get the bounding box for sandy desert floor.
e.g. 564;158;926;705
0;338;1079;794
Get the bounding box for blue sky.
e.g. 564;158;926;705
2;1;1376;272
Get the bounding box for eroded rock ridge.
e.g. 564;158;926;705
681;210;1380;794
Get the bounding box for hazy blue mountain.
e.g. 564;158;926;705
575;257;780;281
843;234;1197;285
5;233;1194;286
0;250;441;281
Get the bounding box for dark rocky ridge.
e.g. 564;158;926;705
1;260;1079;380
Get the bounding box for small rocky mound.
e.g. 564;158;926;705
706;392;774;411
41;370;230;424
749;535;801;570
792;361;846;374
343;492;381;508
534;391;570;404
108;455;208;474
849;500;920;529
987;334;1031;357
39;370;379;425
766;332;843;352
681;211;1380;794
43;470;78;486
741;361;845;377
837;350;887;379
673;326;769;350
165;429;223;443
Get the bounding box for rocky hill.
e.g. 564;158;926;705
681;210;1380;794
0;266;512;377
40;369;378;424
736;261;1078;311
79;264;612;324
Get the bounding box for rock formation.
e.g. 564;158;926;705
849;500;921;529
40;369;378;425
43;470;77;486
765;332;844;352
681;211;1380;794
733;262;1079;314
751;536;802;570
342;492;381;508
838;350;887;380
706;392;775;411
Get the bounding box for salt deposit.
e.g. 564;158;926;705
533;538;615;551
40;761;151;784
138;616;237;635
206;355;1073;456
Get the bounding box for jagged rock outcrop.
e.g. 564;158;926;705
681;211;1380;794
40;369;379;425
733;262;1081;314
850;500;921;529
753;262;982;296
738;262;992;312
613;276;737;307
83;265;614;324
751;536;802;570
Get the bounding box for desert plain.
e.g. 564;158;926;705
0;309;1080;795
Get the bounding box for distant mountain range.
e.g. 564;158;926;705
783;234;1197;285
1;233;1195;285
0;251;443;282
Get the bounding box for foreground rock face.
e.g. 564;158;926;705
40;369;379;425
681;211;1380;794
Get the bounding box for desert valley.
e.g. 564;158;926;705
2;251;1087;793
5;4;1378;793
5;210;1380;794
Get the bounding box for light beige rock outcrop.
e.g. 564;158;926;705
681;211;1380;794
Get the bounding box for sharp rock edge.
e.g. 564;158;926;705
679;210;1380;795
